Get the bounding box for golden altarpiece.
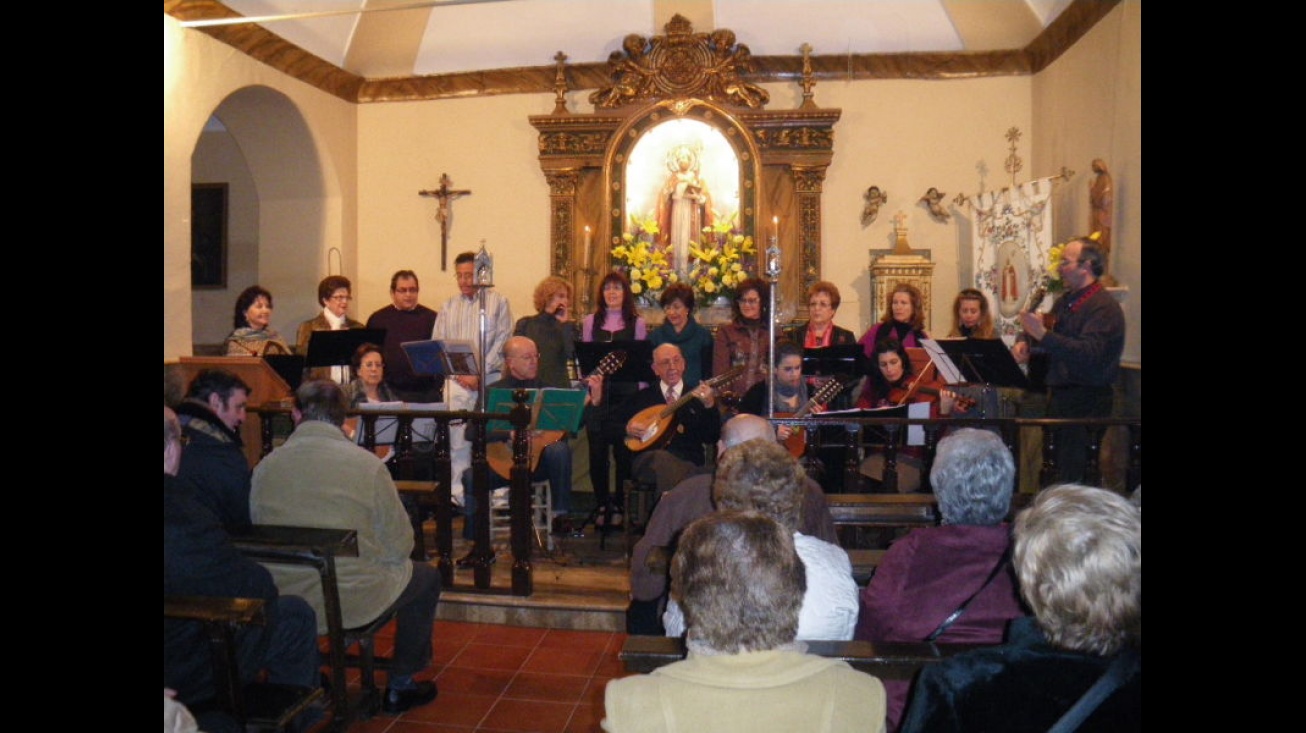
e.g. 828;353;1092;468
869;212;936;333
529;15;840;323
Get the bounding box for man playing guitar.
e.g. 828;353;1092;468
621;343;723;495
456;335;603;566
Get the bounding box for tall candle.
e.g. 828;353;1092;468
583;225;592;265
772;215;779;242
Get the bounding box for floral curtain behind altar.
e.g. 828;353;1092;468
970;179;1054;346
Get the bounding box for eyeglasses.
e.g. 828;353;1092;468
394;287;419;294
329;295;352;302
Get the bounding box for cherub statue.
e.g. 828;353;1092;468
862;186;887;224
920;187;950;222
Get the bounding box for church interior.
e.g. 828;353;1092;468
163;1;1141;730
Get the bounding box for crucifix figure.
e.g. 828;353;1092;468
419;173;472;270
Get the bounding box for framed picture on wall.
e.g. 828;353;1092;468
191;182;228;289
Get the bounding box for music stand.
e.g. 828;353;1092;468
576;340;655;384
801;344;866;378
306;328;386;385
263;354;306;391
931;337;1029;390
400;339;479;378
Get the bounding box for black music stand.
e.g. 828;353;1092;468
801;344;866;378
263;354;306;391
931;338;1029;390
306;328;387;383
576;340;655;384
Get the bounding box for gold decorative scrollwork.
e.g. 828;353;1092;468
754;127;834;150
544;171;578;196
791;166;827;194
588;14;770;110
540;131;609;156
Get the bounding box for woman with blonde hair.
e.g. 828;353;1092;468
946;288;995;339
512;275;578;388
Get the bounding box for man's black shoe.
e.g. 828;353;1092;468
382;680;438;714
455;548;496;567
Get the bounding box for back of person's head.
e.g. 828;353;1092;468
1076;237;1106;278
164;405;181;475
1014;484;1141;656
930;428;1015;525
713;439;805;531
185;369;251;406
294;379;349;426
673;510;806;653
720;413;775;450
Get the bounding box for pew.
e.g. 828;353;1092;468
619;635;990;680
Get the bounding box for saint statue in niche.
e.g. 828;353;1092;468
657;144;713;274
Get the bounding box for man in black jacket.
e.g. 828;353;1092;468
621;343;721;495
175;369;253;532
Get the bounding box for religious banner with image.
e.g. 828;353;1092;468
969;179;1054;345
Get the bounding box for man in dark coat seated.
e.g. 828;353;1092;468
174;368;253;533
163;406;321;732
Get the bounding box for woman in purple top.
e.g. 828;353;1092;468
581;272;648;526
856;282;930;407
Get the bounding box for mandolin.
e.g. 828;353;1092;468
777;375;855;458
487;350;627;480
624;365;746;453
1026;284;1055;331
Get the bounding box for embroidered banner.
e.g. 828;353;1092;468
970;180;1054;345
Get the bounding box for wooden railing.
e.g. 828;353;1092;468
253;393;538;596
771;415;1141;493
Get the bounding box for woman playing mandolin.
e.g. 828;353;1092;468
738;341;809;443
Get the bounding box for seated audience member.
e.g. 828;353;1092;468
164;407;321;732
250;380;442;714
224;284;291;356
855;428;1028;732
627;414;839;635
604;511;886;733
661;439;858;641
296;275;365;383
621;343;722;495
175;369;253;533
364;270;441;403
456;335;602;566
899;484;1141;733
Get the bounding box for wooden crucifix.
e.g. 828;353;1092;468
419;173;472;271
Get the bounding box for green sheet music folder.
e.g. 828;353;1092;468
486;387;587;434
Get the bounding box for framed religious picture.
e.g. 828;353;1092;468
191;182;228;289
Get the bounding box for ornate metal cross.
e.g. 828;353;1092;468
419;173;472;271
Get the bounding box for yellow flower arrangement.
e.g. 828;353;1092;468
687;216;757;306
612;215;677;298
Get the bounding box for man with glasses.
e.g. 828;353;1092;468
366;270;441;402
1015;236;1125;482
456;336;602;565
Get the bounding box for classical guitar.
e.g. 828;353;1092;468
624;365;746;453
777;375;855;458
487;350;627;480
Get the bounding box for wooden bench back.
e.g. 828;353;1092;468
619;635;989;680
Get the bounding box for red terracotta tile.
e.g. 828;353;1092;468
592;647;625;678
473;624;549;648
503;672;590;703
538;629;613;651
397;690;496;726
385;720;476;732
435;666;516;697
478;698;575;733
450;642;534;671
580;677;612;708
521;647;603;676
434;620;484;644
565;702;606;733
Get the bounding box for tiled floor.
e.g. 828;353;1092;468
340;619;628;733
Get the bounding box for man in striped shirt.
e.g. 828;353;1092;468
432;251;513;504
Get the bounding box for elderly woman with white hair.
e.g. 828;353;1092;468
603;510;885;733
899;484;1141;732
855;428;1029;732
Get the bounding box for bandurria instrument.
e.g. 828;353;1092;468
624;365;746;453
777;375;856;457
487;350;627;479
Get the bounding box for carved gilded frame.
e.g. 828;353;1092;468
530;14;840;320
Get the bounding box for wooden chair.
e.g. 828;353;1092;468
164;595;326;731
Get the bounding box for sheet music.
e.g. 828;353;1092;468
921;338;964;384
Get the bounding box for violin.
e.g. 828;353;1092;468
885;361;977;412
